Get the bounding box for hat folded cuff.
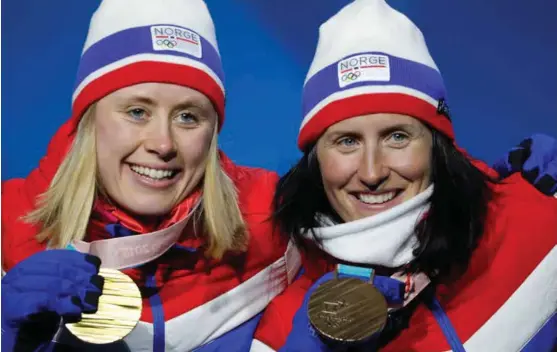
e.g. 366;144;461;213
297;92;454;150
71;61;225;130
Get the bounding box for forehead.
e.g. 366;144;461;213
101;82;213;108
325;113;425;133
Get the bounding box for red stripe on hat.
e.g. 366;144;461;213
297;93;455;150
71;61;225;131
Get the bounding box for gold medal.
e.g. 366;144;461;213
308;277;388;343
65;268;142;344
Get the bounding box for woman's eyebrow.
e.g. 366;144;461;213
120;95;157;107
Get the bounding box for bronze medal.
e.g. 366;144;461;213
308;277;388;343
65;268;142;344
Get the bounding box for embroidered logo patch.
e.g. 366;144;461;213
337;54;390;88
151;25;202;58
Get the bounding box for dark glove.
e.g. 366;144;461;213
1;250;104;351
493;133;557;195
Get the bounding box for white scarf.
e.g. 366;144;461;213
305;185;433;268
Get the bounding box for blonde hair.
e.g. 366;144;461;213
202;125;247;258
25;108;247;259
25;106;98;248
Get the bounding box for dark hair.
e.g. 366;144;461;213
272;129;494;280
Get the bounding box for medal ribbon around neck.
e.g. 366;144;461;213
61;201;200;344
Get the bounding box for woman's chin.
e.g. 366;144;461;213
117;198;177;219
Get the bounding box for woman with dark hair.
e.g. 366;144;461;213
252;0;557;351
276;127;493;281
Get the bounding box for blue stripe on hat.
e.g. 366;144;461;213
302;52;446;119
74;24;224;92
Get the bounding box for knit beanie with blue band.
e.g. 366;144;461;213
70;0;225;130
298;0;453;151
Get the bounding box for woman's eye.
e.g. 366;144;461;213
386;132;410;146
340;137;356;146
176;112;198;125
336;136;358;149
127;108;147;120
392;132;408;142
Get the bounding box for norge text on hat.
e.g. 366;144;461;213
71;0;225;131
298;0;454;150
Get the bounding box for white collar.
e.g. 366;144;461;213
305;185;433;267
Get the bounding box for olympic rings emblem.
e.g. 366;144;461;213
341;71;361;81
156;39;178;48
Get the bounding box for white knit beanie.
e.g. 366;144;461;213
70;0;225;130
298;0;454;150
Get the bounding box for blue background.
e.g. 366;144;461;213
2;0;556;180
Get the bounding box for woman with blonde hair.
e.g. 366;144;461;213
1;1;300;351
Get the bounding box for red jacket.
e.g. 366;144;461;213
254;173;557;351
2;119;300;351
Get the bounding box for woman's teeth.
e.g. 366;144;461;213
357;191;396;205
130;165;176;180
